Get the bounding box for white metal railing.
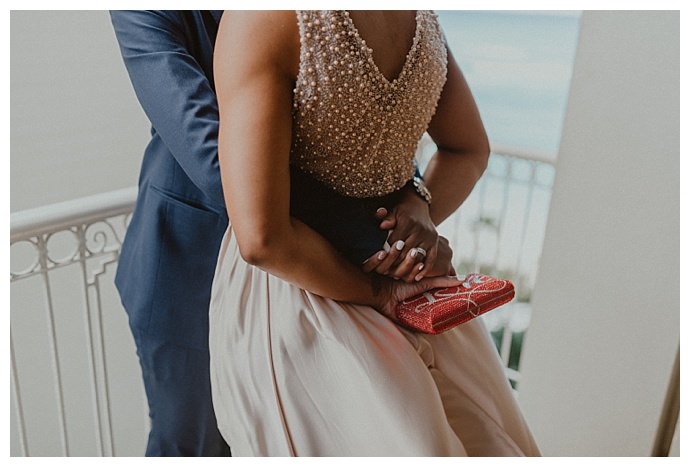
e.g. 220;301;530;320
9;147;556;456
10;187;144;456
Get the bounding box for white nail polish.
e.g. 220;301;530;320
395;240;405;251
410;249;417;258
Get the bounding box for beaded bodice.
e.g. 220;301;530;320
291;10;448;198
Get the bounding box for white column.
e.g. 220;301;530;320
517;10;679;456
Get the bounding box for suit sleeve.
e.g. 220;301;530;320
109;10;224;206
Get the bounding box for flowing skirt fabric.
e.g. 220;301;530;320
209;226;540;456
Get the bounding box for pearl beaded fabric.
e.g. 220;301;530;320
291;10;448;198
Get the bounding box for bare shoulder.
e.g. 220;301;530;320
216;10;299;78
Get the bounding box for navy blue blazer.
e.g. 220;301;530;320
110;11;228;349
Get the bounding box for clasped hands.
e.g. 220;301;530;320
362;190;456;282
361;190;460;320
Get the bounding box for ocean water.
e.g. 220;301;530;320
437;11;582;157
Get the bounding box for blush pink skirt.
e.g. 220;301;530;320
209;225;540;456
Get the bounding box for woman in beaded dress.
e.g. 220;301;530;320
209;10;540;456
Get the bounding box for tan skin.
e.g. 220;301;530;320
214;11;489;321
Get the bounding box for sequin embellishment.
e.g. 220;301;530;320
291;10;448;198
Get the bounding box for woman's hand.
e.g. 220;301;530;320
426;236;456;277
362;188;439;281
374;274;463;322
362;187;458;282
365;234;456;283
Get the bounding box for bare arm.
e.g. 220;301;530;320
424;47;490;225
215;11;458;316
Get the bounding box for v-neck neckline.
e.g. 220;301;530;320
342;10;423;87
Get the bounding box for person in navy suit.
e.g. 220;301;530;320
110;10;443;457
110;10;230;456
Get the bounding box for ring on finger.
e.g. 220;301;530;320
414;247;427;258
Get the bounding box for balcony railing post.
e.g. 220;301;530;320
76;223;109;456
11;333;29;457
37;232;71;456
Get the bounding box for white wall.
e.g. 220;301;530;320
518;11;679;456
10;11;150;456
10;10;149;212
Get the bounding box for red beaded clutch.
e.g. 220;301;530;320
395;273;515;335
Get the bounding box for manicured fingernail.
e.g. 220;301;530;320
410;249;418;258
377;251;387;260
415;273;424;282
418;264;425;271
395;240;405;251
376;207;386;215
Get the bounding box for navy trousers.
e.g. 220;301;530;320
133;331;230;456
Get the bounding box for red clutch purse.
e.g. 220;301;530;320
395;273;515;335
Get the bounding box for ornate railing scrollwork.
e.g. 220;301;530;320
11;213;131;283
10;187;137;457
